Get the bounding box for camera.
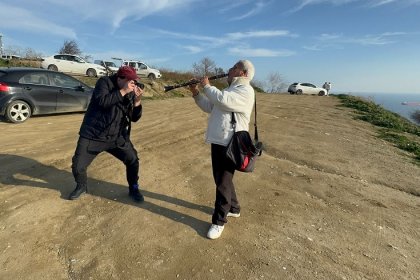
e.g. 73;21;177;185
134;81;144;90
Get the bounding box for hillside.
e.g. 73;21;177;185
0;92;419;279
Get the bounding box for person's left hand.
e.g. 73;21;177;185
188;79;200;97
133;83;143;107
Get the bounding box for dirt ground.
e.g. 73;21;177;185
0;94;419;280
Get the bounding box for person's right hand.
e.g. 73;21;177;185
188;79;199;96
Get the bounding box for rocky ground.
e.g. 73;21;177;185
0;94;419;280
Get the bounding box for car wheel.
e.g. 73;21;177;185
87;69;97;77
318;91;325;96
6;100;32;123
148;73;156;80
296;89;303;95
48;64;58;71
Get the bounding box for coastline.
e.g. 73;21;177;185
337;92;420;124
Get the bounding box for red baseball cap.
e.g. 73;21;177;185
116;66;138;81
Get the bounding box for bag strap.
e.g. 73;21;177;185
254;96;259;141
230;93;259;141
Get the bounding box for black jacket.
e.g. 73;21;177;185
79;75;142;142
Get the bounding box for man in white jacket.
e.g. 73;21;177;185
188;60;255;239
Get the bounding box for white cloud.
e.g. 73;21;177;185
303;45;323;51
155;28;296;54
182;46;203;54
10;0;197;32
319;33;343;41
227;30;296;40
368;0;396;7
218;0;254;13
0;3;76;38
229;47;295;57
230;1;269;21
312;32;407;48
289;0;420;13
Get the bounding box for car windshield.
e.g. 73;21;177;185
105;62;117;67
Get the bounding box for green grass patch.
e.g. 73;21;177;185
337;94;420;164
379;130;420;160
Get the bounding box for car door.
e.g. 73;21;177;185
53;55;70;73
137;63;148;77
20;72;57;114
126;62;139;76
49;72;91;112
71;55;88;75
302;83;315;94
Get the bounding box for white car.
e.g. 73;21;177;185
94;60;119;74
122;60;161;79
41;54;107;77
288;82;327;96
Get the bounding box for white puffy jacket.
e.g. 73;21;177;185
194;76;255;146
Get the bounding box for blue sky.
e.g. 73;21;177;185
1;0;420;94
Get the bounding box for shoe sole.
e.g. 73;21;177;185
129;193;144;202
68;191;86;200
227;212;240;218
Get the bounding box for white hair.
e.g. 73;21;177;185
238;59;255;81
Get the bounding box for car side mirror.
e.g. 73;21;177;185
76;85;85;91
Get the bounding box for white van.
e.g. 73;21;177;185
121;60;161;80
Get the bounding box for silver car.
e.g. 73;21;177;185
41;54;106;77
288;82;327;96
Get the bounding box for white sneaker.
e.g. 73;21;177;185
207;224;224;239
227;212;240;218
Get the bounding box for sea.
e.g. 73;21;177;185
339;92;420;124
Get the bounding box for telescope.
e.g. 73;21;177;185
164;73;228;92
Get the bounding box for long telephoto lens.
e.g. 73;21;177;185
135;81;144;89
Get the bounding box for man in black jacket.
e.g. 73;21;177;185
69;66;144;202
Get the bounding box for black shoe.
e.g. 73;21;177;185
129;186;144;202
68;184;87;200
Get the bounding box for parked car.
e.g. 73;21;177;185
288;82;327;96
121;60;161;79
94;60;119;74
41;54;106;77
0;67;93;123
1;55;21;60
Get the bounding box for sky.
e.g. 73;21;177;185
1;0;420;94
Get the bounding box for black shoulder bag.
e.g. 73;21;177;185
225;96;263;172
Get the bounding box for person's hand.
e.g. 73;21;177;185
200;76;209;87
133;83;143;107
188;79;200;97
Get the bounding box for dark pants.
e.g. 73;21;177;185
211;144;240;226
71;137;139;188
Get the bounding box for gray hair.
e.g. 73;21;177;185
238;59;255;81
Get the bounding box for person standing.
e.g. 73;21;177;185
69;66;144;202
327;82;332;95
188;60;255;239
323;81;331;95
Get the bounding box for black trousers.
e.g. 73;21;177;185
71;137;139;188
211;144;240;226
